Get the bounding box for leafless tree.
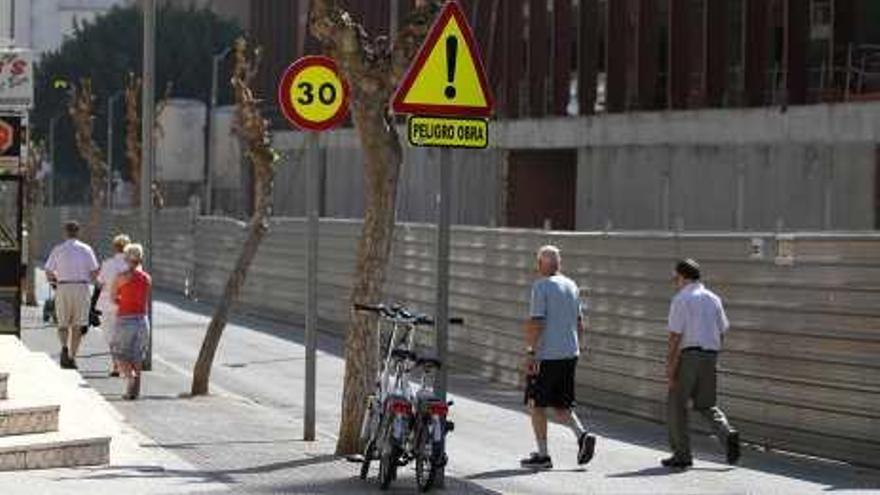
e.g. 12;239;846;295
310;0;440;454
68;79;108;244
190;37;281;396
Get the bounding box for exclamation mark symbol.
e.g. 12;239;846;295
445;35;458;100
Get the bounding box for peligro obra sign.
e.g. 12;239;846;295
407;116;488;149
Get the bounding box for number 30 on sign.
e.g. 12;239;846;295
278;56;350;131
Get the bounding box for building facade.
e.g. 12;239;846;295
2;0;132;54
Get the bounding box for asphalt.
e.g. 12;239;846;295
15;275;880;494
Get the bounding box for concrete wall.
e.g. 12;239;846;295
264;102;879;231
34;207;880;468
272;131;502;226
156;99;206;183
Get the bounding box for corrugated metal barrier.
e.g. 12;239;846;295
35;208;880;468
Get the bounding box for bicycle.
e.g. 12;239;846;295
354;303;419;489
353;303;461;492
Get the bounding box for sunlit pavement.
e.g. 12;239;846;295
15;275;880;494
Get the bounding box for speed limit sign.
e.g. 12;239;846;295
278;56;350;131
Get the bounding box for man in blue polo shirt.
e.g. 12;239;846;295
520;245;596;470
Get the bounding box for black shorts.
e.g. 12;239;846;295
524;358;577;408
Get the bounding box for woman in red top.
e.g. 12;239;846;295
110;243;152;400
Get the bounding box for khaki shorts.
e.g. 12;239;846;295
55;284;90;328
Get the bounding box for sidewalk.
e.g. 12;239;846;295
15;283;880;494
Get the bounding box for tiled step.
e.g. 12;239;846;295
0;337;113;470
0;432;110;471
0;403;59;436
0;372;7;400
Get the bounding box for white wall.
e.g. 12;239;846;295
156;98;206;182
20;0;130;55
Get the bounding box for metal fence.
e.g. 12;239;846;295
35;207;880;468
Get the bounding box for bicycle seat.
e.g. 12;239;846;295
390;349;418;361
417;357;443;369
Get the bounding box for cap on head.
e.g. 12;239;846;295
63;221;80;238
675;258;701;281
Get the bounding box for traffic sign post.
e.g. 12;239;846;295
278;55;350;442
391;0;495;402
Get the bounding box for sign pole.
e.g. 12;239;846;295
435;147;452;400
141;0;156;371
304;132;320;441
277;54;349;442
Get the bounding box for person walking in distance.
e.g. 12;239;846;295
663;259;741;469
110;243;152;400
520;245;596;470
45;221;99;369
96;234;131;377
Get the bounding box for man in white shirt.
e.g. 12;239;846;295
663;258;740;469
96;234;131;376
45;221;99;369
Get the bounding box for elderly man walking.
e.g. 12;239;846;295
520;245;596;470
45;221;99;369
663;258;741;469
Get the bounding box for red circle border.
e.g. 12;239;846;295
277;55;351;132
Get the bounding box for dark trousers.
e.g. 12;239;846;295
667;351;734;459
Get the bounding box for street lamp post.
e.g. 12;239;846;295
141;0;156;371
107;91;122;209
205;47;231;216
47;115;59;207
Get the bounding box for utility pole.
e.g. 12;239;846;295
205;47;231;216
141;0;156;371
107;92;121;209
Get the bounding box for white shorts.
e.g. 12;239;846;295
55;284;90;328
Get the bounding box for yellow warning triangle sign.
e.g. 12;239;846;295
392;1;494;117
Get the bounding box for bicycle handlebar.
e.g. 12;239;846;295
353;303;465;326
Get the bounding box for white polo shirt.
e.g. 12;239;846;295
668;282;729;351
96;253;129;312
45;239;99;283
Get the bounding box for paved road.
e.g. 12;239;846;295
21;285;880;494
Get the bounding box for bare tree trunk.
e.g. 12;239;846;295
310;0;438;455
191;179;271;395
125;73;143;207
69;80;108;245
190;38;278;396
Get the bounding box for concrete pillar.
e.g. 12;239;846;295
578;0;599;115
528;0;550;116
552;0;573;115
744;0;770;106
705;0;729;107
503;1;525;117
606;0;628;112
637;0;660;110
785;0;809;105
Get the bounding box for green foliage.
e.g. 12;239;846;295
33;4;242;203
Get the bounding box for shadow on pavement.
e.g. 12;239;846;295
607;465;734;478
247;474;504;494
465;467;586;481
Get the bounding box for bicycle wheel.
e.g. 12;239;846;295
379;446;399;490
415;453;436;492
